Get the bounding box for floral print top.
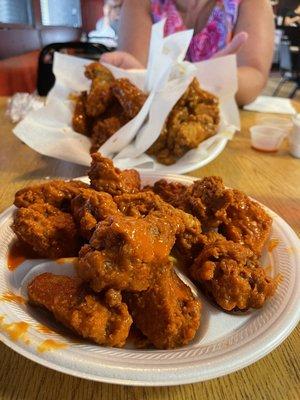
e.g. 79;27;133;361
151;0;241;62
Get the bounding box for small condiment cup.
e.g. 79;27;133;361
289;114;300;158
250;125;287;152
256;116;293;133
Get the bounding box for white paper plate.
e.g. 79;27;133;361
0;173;299;386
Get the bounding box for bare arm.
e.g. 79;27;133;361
118;0;152;66
234;0;274;106
284;15;300;26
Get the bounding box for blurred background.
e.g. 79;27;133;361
0;0;299;100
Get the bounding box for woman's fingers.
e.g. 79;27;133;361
100;51;144;69
213;32;248;58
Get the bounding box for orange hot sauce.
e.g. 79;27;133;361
37;339;68;353
7;240;41;271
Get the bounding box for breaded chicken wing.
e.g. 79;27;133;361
111;78;147;119
152;177;272;255
147;78;220;165
77;212;181;292
90;116;123;153
72;91;91;136
125;259;201;349
28;273;132;347
152;176;232;231
88;153;140;195
12;203;80;258
219;189;272;256
71;189;119;240
14;180;89;211
190;236;279;311
115;190;203;260
84;62;115;117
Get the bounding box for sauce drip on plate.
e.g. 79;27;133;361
0;292;25;304
7;240;40;270
0;319;29;342
268;239;280;252
37;339;68;353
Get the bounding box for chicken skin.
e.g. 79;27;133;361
12;203;80;258
71;189;120;240
111;78;147;119
77;212;181;292
28;273;132;347
125;259;201;349
190;235;279;311
84;62;115;117
14;180;89;211
88;153;141;195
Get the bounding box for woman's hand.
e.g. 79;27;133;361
100;51;145;69
212;32;248;58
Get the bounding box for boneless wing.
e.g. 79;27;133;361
12;203;80;258
71;189;120;240
28;273;132;347
114;190;204;260
111;78;147;119
125;259;201;349
77;212;181;292
72;91;91;136
84;62;115;117
219;189;272;256
88;153;140;195
190;235;279;311
14;180;89;210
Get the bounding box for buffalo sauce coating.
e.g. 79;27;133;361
113;217;174;262
37;339;68;353
7;240;40;270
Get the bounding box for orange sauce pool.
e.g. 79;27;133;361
37;339;68;353
268;239;280;252
7;240;41;270
0;292;25;304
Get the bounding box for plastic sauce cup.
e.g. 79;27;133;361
289;115;300;158
256;116;293;132
250;125;287;152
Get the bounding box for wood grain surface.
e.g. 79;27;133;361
0;97;299;400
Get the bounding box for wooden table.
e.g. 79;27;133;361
0;96;299;400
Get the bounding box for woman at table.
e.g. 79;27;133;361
101;0;274;106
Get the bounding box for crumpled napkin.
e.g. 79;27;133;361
244;96;297;115
6;93;44;123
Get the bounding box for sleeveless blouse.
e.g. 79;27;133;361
151;0;241;62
